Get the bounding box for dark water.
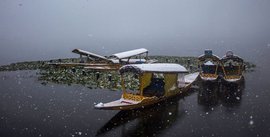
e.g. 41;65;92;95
1;0;270;136
0;45;269;137
1;54;270;137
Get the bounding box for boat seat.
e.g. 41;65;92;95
143;78;165;97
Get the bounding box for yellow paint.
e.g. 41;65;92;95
139;72;152;95
164;73;178;97
123;93;144;101
225;75;241;80
201;73;218;78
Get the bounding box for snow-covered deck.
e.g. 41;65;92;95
184;72;199;83
95;98;140;109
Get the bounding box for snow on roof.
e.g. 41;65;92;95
120;63;188;74
221;52;243;62
198;54;221;61
72;49;108;60
204;61;215;66
109;59;146;64
111;48;148;59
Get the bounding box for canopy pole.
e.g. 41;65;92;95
80;54;83;63
221;63;227;78
121;75;126;95
139;74;144;96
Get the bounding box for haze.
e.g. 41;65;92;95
0;0;270;65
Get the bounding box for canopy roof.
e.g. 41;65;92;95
221;51;243;63
72;49;109;61
119;63;188;74
111;48;148;59
198;49;220;62
198;54;221;61
109;59;146;64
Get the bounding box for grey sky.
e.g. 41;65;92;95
0;0;270;65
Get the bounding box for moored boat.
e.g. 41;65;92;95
198;49;221;81
221;50;244;83
95;63;199;110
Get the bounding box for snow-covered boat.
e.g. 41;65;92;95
198;49;221;82
221;51;244;83
49;48;157;70
95;63;199;110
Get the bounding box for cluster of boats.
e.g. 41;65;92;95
49;48;244;110
198;49;244;83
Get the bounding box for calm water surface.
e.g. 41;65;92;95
0;54;270;137
1;0;270;136
1;43;270;137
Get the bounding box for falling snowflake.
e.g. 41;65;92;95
249;120;254;125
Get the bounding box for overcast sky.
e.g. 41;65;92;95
0;0;270;64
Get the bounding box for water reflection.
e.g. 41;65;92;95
96;96;186;137
198;79;245;109
219;79;245;107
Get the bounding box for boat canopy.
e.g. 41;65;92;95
119;63;188;74
198;49;220;61
109;59;146;64
198;54;220;61
221;51;243;63
72;49;109;61
111;48;148;59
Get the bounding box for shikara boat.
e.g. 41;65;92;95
49;48;157;70
198;49;221;81
94;63;199;110
221;51;244;83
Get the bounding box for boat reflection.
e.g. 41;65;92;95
96;95;187;137
198;79;245;108
197;81;220;107
219;79;245;107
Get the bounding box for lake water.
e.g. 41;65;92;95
1;0;270;136
0;45;270;137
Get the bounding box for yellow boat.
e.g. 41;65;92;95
94;63;199;110
221;51;244;83
198;49;221;81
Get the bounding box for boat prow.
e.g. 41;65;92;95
95;98;141;110
94;97;160;110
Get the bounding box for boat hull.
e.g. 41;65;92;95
199;74;219;82
95;84;192;110
222;75;244;83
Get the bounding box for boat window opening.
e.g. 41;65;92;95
223;61;242;75
122;73;140;94
201;59;218;74
201;65;217;74
143;73;165;97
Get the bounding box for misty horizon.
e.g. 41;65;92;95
0;0;270;65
